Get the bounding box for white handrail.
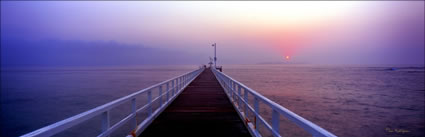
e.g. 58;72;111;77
211;68;337;137
21;68;204;137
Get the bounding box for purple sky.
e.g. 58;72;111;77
1;1;424;66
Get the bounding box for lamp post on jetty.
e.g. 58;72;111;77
212;43;217;68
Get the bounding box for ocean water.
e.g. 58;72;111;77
1;65;197;137
223;64;424;137
1;64;424;137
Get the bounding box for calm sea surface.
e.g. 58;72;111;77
1;64;424;137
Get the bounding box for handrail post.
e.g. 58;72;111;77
224;76;227;94
254;97;260;130
243;89;248;115
227;79;231;95
182;75;185;85
230;79;234;98
232;81;236;101
147;90;152;116
227;78;230;93
131;98;137;129
272;108;280;135
166;83;170;101
238;86;242;109
177;78;180;91
176;78;179;93
223;76;227;95
176;78;178;92
101;111;110;136
172;80;175;96
159;85;163;106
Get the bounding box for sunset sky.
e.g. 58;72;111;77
1;1;424;66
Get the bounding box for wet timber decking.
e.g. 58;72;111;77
139;69;251;137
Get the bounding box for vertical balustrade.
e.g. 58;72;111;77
227;80;231;97
228;80;232;99
101;111;110;135
244;89;248;115
254;97;260;130
230;81;234;100
172;80;175;96
226;77;230;95
220;75;226;94
147;90;152;116
175;79;177;94
229;79;233;98
238;86;242;109
226;78;230;93
159;85;163;107
233;82;236;101
166;83;169;101
272;108;280;135
177;78;180;91
176;78;178;92
131;98;137;129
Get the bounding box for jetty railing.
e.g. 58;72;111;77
212;68;337;137
21;67;204;137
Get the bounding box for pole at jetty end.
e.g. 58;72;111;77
212;43;217;68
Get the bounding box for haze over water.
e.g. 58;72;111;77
1;1;424;66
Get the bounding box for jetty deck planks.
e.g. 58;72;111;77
139;69;251;137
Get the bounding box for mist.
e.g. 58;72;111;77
1;1;424;67
1;39;205;67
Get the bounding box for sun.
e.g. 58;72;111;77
285;55;290;60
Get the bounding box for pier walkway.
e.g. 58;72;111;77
139;69;250;137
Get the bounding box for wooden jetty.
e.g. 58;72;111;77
21;67;336;137
139;69;251;137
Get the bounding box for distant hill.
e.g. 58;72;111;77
1;39;204;67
